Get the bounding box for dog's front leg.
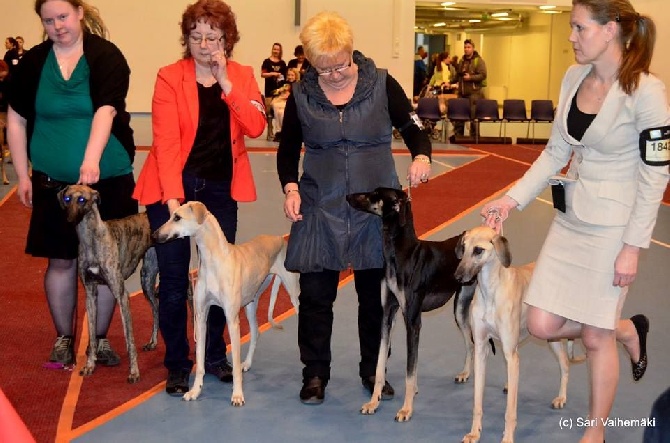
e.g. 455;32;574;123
242;301;259;372
112;280;140;384
463;319;488;443
183;303;208;401
227;303;245;406
80;281;98;376
396;308;421;422
455;284;475;384
501;337;520;443
548;340;569;409
361;285;397;416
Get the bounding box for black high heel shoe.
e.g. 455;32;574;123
629;314;649;381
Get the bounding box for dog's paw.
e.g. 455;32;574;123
241;362;251;372
127;372;140;384
231;394;245;407
455;371;470;384
79;364;95;377
182;389;200;402
394;408;413;422
462;432;480;443
360;400;379;415
551;396;566;409
142;342;157;351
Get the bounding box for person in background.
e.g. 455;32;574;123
427;51;439;79
482;0;668;441
287;44;310;77
3;37;20;76
644;386;670;443
132;0;265;396
428;51;456;93
412;45;427;99
7;0;137;366
15;36;27;60
0;60;9;184
277;11;432;405
451;39;487;140
271;67;299;142
260;42;287;110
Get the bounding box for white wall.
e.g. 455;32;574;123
0;0;415;113
2;0;668;145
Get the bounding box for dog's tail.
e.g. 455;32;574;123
267;276;284;329
566;339;586;363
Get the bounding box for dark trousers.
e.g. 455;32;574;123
453;92;483;137
298;268;384;384
146;173;238;372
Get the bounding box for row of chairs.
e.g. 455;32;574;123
416;97;555;144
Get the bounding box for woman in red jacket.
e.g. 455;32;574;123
133;0;265;396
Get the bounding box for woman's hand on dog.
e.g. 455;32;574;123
480;195;518;224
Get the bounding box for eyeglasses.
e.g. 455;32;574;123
316;61;352;76
188;35;224;45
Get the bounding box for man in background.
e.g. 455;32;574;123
451;39;487;141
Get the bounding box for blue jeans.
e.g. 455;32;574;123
146;172;238;372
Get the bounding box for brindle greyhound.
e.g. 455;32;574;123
59;184;159;383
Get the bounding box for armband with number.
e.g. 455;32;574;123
639;126;670;166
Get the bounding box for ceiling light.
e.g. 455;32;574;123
491;12;509;18
433;22;446;27
440;2;456;6
495;17;514;21
539;5;557;10
468;19;481;23
541;10;562;14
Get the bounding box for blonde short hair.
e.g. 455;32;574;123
299;11;353;67
287;67;301;82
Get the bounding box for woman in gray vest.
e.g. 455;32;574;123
277;11;432;404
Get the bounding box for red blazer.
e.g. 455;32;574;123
133;58;266;205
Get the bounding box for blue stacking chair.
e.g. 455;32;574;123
416;97;445;142
473;99;500;144
500;99;528;144
446;98;472;143
527;100;554;144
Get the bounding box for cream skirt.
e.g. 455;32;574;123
524;208;627;330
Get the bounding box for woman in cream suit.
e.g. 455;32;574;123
483;0;669;442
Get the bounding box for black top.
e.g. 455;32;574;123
567;94;596;141
3;48;20;75
0;78;7;112
261;58;287;97
287;58;311;76
277;73;431;187
184;83;232;181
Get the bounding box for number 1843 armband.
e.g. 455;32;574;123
640;126;670;166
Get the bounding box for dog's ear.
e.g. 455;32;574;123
57;187;68;209
395;192;410;227
92;190;101;206
492;235;511;267
455;232;465;259
192;202;207;224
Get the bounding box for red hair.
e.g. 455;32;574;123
180;0;240;59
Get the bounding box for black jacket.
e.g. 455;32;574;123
8;33;135;162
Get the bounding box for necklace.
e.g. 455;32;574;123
55;46;83;79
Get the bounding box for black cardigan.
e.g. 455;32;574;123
8;33;135;162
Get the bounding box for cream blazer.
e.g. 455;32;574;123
507;64;670;248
